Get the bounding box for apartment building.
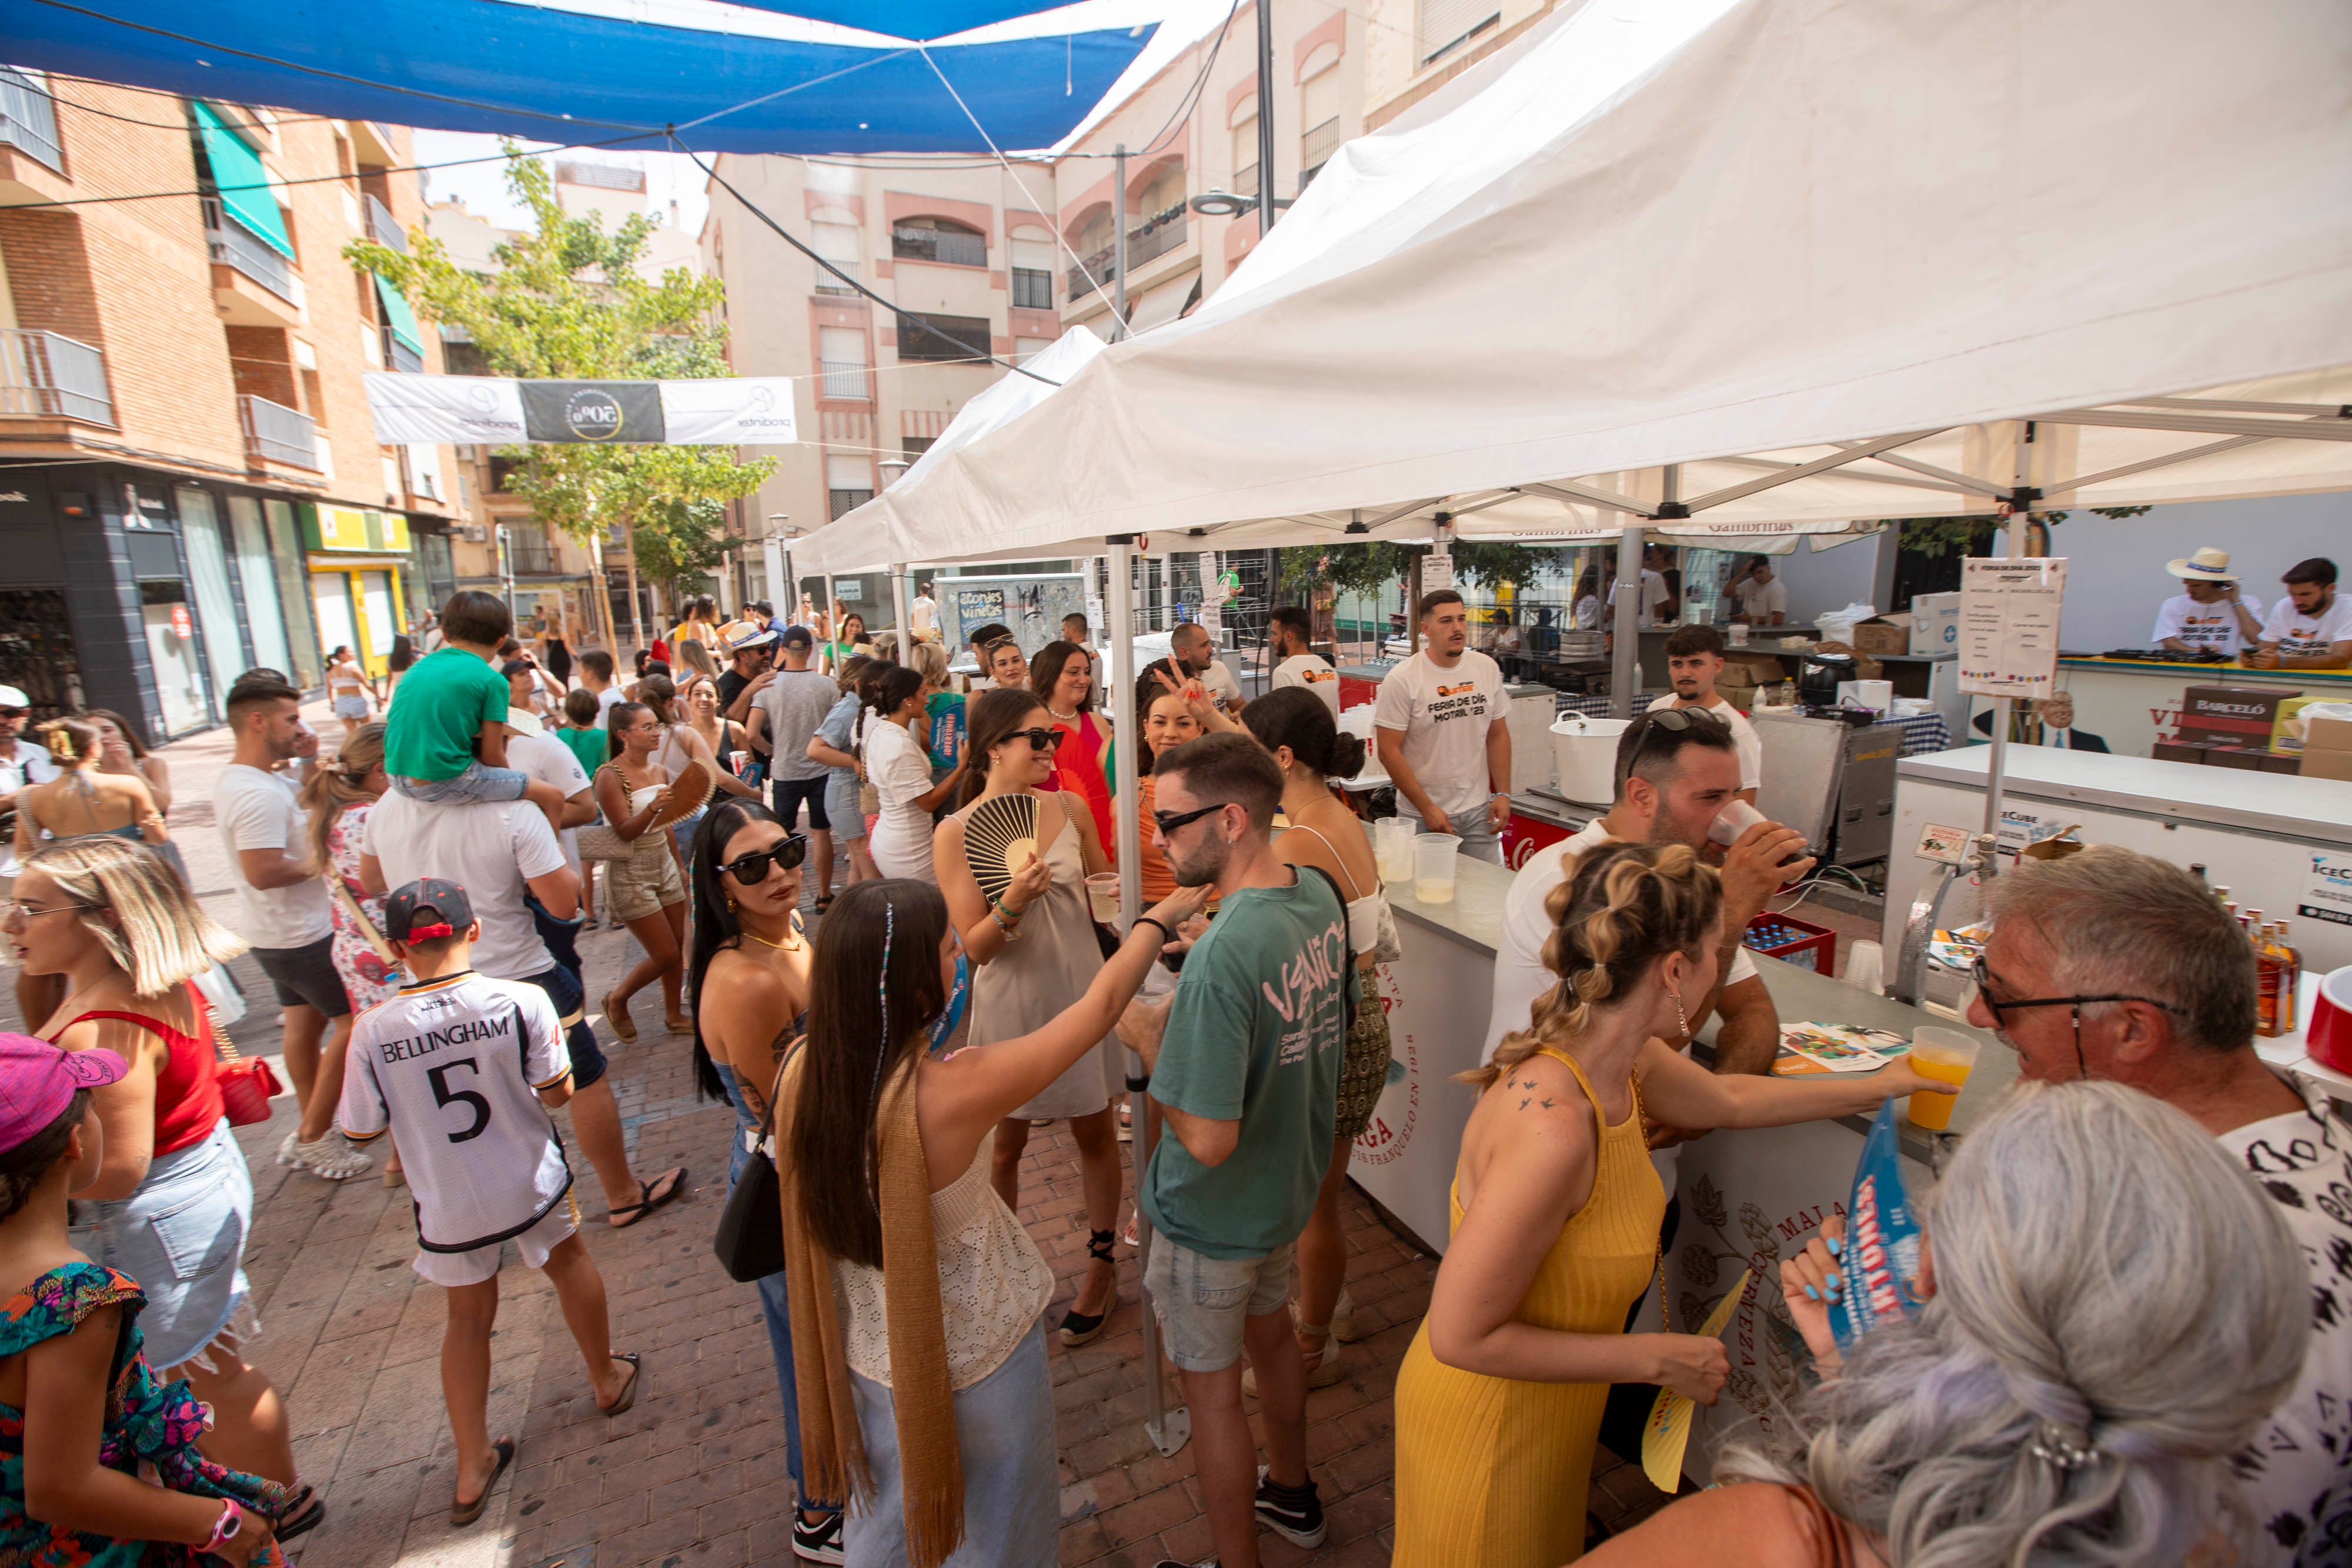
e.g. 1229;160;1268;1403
1362;0;1558;129
700;154;1072;619
0;67;467;737
1054;0;1364;340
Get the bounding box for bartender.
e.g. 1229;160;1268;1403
2150;547;2264;656
1649;625;1762;802
1728;555;1788;626
2251;556;2352;670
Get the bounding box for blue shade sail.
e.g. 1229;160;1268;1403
192;98;293;256
10;0;1155;155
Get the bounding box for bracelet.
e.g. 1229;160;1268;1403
203;1499;243;1553
1135;915;1174;942
989;900;1023;940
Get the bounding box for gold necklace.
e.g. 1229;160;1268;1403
739;923;806;952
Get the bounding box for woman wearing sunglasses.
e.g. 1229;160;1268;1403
684;799;845;1563
934;688;1128;1347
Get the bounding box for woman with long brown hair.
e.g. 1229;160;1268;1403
777;874;1204;1567
933;688;1127;1348
1028;641;1115;866
595;701;693;1041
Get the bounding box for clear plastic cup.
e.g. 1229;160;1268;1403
1906;1027;1980;1130
1708;799;1768;847
1085;872;1121;925
1377;818;1415;884
1414;833;1462;904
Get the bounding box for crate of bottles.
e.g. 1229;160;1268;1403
1744;912;1837;975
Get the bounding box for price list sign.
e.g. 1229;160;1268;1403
1957;557;2067;696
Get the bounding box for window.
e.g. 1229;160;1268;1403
818;327;868;399
1137;165;1187;225
1418;0;1501;66
1231;115;1259;198
811;220;860;294
0;67;64;173
1014;336;1054;362
1011;230;1055;310
1300;57;1344;187
897;312;991;365
891;216;986;268
903;436;936;463
827;456;873;521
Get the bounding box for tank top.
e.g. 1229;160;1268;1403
64;982;224;1156
1283;820;1402;963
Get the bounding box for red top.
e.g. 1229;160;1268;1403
67;982;224;1156
1049;711;1117;870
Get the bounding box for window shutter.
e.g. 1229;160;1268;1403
818;327;866;365
1011;238;1054;272
1302;66;1342;133
826;456;870;490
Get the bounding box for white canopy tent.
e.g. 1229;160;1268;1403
791;0;2352;1456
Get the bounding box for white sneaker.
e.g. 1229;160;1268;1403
286;1132;371;1181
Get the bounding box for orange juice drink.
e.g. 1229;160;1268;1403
1907;1027;1979;1131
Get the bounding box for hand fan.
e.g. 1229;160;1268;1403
964;791;1041;905
1642;1267;1752;1492
651;758;715;828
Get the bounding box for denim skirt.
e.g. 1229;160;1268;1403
68;1117;255;1369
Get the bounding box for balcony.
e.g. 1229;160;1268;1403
1065;207;1189;300
0;329;113;426
507;536;561;575
819;359;869;400
204;198;304;325
1234;162;1259;198
240;393;320;470
365;192;406;253
1301;118;1342;185
383;327;423;375
0;66;62;173
814;256;860;295
891;225;986;268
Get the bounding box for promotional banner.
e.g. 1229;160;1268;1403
365;373;799;447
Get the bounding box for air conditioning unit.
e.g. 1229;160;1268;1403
459;523;488;543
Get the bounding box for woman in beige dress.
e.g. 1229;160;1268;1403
934;686;1125;1347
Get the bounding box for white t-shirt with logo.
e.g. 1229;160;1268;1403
510;730;593;867
1648;694;1762;792
213;763;332;950
340;972;573;1254
361;792;568;981
1735;577;1789;621
1372;649;1505;826
0;742;58;878
2261;593;2352;660
2150;592;2264;656
1271;653;1341;717
1484;818;1762;1195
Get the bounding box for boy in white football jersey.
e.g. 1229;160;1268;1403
339;878;640;1526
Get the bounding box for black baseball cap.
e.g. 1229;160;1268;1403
779;624;814;651
385;878;474;942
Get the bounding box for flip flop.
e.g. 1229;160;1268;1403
597;1352;643;1417
276;1485;326;1542
606;1168;687;1228
450;1438;515;1527
603;989;637;1043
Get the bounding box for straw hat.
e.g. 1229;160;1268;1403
2166;547;2239;581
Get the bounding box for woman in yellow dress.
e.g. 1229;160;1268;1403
1391;842;1950;1566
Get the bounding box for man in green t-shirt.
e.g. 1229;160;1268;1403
1134;732;1351;1566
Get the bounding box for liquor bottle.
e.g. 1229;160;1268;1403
2271;922;2305;1035
2189;862;2208;888
2251;912;2287;1037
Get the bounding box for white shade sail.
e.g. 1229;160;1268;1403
794;0;2352;577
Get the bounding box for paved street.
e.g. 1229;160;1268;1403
4;706;1673;1566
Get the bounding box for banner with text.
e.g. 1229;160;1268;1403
364;373;799;447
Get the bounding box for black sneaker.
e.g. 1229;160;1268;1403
1254;1466;1326;1549
793;1509;845;1564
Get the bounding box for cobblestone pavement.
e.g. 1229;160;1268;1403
4;705;1676;1566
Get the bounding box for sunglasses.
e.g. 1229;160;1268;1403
720;835;808;884
1006;727;1065;752
1152;802;1225;835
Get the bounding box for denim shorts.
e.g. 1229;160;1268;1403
1144;1237;1294;1373
68;1117;254;1369
392;760;529;805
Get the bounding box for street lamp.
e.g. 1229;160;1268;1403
878;459;911;488
1189;192;1294;219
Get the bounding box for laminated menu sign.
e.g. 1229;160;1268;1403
1957;557;2067;696
2299;847;2352;930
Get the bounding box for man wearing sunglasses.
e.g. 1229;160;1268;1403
1973;847;2344;1558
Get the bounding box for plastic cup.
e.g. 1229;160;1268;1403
1376;818;1415;884
1085;872;1121;925
1728;623;1750;647
1907;1027;1980;1130
1414;832;1462;904
1708;798;1768;848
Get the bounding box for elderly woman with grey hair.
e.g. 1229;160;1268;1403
1584;1079;2306;1568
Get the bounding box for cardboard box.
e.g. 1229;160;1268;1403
2304;714;2352;755
2177;685;2293;746
1849;617;1910;656
2152;741;2210;765
2201;745;2266;771
2303;748;2352;781
2271;694;2329;751
1910;592;1962;656
2259;753;2305;774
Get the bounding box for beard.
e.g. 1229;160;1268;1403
1167;836;1228;889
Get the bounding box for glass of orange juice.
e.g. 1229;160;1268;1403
1907;1027;1980;1130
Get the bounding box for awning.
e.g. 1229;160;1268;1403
192;100;292;259
373;275;424;358
1126;275;1198;336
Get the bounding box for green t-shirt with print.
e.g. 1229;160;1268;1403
383;647;512;781
1141;871;1355;1259
557;725;610;778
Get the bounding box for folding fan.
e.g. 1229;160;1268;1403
651;759;716;828
964;791;1041;905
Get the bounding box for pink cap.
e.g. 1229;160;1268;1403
0;1035;126;1155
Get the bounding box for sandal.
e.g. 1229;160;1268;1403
1057;1230;1118;1347
597;1352;642;1417
603;989;636;1042
276;1485;326;1542
664;1012;694;1035
450;1438;515;1527
813;893;836;914
607;1168;687;1228
1241;1322;1347;1395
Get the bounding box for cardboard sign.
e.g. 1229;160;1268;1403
1915;823;1970;865
1643;1268;1753;1492
1957;557;2066;696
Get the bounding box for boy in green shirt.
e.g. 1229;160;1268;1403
383;590;565;820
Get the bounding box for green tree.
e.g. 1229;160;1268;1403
1274;540;1558;597
1897;506;2153;558
345;148;773;636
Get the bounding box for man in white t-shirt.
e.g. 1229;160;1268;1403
1482;707;1807;1465
1649;624;1763;803
1615;565;1670;627
1266;606;1339;717
1374;590;1511;862
912;581;940;641
2252;556;2352;671
503;708;596;872
2150;547;2265;657
1976;847;2351;1562
1155;621;1243;713
361;783;687;1232
1730;556;1789;627
213;671;369;1181
577;649;622;730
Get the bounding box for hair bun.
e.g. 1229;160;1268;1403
1329;730;1367;780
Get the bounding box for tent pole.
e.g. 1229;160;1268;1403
1979;420;2037;843
1256;0;1277;234
1108;536;1185;1456
890;563;912;663
1113;146;1129;339
1609;524;1643;717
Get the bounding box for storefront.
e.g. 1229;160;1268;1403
303;503;412;677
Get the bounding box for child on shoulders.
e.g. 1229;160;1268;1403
382;590;566;824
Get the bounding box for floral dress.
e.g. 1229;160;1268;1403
325;801;400;1010
0;1263;295;1565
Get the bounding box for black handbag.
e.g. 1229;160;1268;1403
713;1049;794;1283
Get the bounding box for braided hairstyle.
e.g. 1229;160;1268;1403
1464;841;1720;1089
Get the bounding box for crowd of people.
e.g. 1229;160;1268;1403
0;577;2340;1567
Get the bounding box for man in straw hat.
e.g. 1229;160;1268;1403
2151;546;2266;658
